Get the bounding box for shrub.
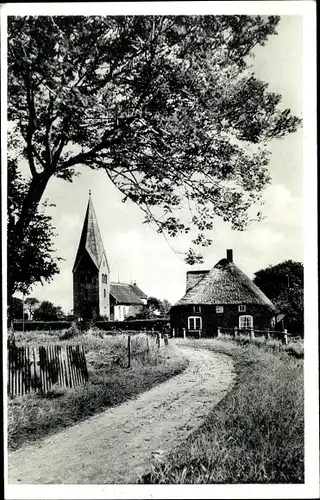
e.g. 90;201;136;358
59;322;81;340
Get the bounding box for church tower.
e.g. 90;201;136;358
73;192;110;319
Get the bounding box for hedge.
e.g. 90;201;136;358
12;317;170;333
95;318;170;332
12;321;72;331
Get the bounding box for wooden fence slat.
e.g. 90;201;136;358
41;347;47;393
63;358;69;387
70;346;77;387
57;346;63;387
9;347;12;395
77;346;83;385
82;345;89;381
26;347;29;394
73;347;80;386
7;347;10;395
66;346;72;388
21;347;25;396
47;345;51;388
73;346;80;385
53;345;59;386
32;348;37;393
8;347;11;395
18;347;21;396
59;346;66;388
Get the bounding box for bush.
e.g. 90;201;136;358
59;322;81;340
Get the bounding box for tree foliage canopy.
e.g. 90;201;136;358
8;15;301;287
253;260;304;332
33;300;65;321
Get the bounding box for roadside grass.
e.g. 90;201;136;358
141;338;304;484
8;332;189;451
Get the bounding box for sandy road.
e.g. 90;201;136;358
8;344;235;484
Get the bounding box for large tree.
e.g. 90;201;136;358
8;153;61;301
8;15;300;284
253;260;304;333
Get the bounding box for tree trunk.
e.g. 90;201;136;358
11;170;53;249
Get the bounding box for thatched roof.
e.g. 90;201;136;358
110;283;146;305
175;258;276;311
73;194;109;272
186;270;210;293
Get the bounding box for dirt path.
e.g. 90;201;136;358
8;344;235;484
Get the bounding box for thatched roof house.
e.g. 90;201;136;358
170;249;276;337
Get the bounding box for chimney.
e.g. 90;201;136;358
226;249;233;262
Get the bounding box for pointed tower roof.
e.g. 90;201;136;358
73;192;109;272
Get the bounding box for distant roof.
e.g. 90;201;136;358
73;195;109;271
110;283;147;305
174;258;276;312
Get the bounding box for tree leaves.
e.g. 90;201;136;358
8;15;301;275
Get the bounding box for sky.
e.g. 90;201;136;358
15;16;303;314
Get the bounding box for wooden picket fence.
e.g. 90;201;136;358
7;345;89;396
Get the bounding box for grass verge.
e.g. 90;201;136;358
8;333;189;451
141;338;304;484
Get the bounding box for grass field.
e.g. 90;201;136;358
141;337;304;484
8;330;189;451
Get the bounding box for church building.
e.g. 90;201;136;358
73;192;147;320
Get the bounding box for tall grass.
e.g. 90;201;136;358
8;332;189;451
142;339;304;484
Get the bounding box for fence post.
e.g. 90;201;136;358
266;328;271;341
172;328;175;338
282;329;288;345
234;326;238;338
250;328;255;340
151;327;154;336
217;327;221;338
164;334;169;346
183;328;186;339
127;335;131;368
198;329;202;339
146;336;150;352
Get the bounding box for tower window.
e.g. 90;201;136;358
104;289;106;298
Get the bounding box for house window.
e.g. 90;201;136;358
193;305;201;313
239;315;253;330
216;306;224;314
188;316;202;331
238;305;246;312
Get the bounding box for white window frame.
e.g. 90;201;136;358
216;306;224;314
193;305;201;313
238;304;246;312
239;315;253;330
188;316;202;331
